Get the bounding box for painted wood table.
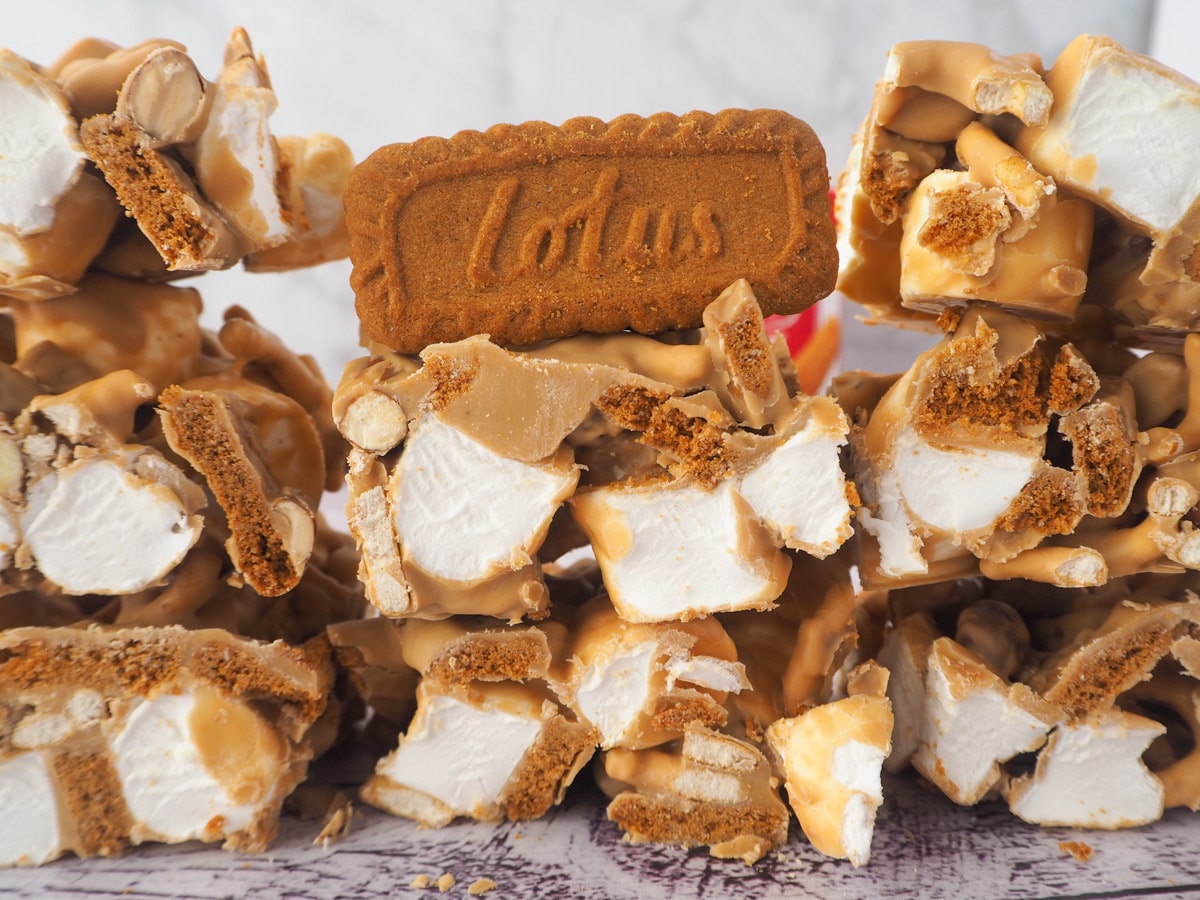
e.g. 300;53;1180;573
4;774;1197;900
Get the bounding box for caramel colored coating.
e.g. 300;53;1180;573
885;41;1050;126
0;173;121;302
346;110;836;352
8;272;203;394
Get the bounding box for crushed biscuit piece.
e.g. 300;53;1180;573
468;878;498;896
1058;841;1094;863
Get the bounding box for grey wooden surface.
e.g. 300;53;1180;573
4;775;1197;899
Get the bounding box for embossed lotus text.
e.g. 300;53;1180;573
346;111;836;352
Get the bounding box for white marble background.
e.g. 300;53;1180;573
4;0;1157;384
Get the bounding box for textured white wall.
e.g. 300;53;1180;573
5;0;1156;381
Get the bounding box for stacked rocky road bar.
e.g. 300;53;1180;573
837;36;1200;828
334;109;883;864
0;31;361;865
3;27;1200;875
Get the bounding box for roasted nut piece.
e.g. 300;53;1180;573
51;38;184;119
115;45;211;147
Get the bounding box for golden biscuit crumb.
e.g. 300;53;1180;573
1058;840;1094;862
410;874;432;889
468;878;498;895
437;873;456;892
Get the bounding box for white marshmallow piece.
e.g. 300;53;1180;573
368;688;546;825
914;638;1053;806
109;690;275;844
0;751;66;867
0;51;85;235
1023;36;1200;243
766;692;893;866
737;399;854;558
572;478;789;622
390;415;577;583
21;455;202;595
892;425;1039;534
192;39;288;250
573;633;746;749
1005;711;1166;828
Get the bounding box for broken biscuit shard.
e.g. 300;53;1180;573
346;110;836;352
80;113;243;271
158;382;322;598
